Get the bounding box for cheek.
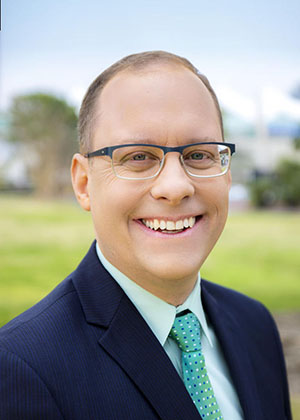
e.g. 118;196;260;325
200;178;229;207
213;186;229;234
89;175;146;231
215;184;229;211
198;180;229;230
213;188;229;227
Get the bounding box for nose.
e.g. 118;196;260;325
150;153;195;205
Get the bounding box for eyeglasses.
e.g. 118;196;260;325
84;142;236;180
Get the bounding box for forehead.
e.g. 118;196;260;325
93;65;222;145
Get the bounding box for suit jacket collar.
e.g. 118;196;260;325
71;241;123;326
72;242;264;420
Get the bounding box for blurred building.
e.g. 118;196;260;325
223;88;300;185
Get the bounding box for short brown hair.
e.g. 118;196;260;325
78;51;224;153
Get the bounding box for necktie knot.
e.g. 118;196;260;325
169;312;202;353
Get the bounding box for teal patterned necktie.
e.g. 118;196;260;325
169;312;223;420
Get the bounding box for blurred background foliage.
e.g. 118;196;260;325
5;93;78;197
249;154;300;208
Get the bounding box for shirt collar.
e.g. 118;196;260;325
96;242;213;348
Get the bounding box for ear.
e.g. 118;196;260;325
71;153;91;211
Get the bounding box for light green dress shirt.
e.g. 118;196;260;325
96;243;244;420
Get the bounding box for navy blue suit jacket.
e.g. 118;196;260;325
0;242;291;419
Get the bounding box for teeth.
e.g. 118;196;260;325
142;217;196;232
189;217;195;228
153;219;160;230
160;220;166;230
166;221;176;230
175;220;183;230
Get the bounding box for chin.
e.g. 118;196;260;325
139;253;204;283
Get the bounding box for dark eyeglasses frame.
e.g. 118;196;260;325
83;141;236;180
84;141;235;159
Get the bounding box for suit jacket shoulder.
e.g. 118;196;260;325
201;279;292;420
202;278;276;332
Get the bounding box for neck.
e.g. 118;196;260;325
132;275;198;306
96;242;199;306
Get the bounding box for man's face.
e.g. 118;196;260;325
72;65;231;298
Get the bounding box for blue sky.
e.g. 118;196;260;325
1;0;300;119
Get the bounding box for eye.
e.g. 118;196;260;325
185;151;213;161
125;150;159;162
189;152;206;160
113;146;162;167
119;150;159;165
132;153;149;161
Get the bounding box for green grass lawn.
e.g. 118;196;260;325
0;196;95;326
0;195;299;326
0;195;299;417
202;209;300;311
293;398;300;420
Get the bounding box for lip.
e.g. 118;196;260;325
134;215;203;238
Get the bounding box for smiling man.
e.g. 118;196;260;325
0;52;291;420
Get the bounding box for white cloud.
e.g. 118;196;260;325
216;86;256;122
262;87;300;120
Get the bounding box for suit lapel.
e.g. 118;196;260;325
202;281;264;420
73;242;201;420
99;293;201;420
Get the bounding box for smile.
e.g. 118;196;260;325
141;216;198;233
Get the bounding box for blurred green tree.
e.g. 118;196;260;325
7;93;78;197
277;159;300;206
294;137;300;150
249;159;300;208
248;174;278;208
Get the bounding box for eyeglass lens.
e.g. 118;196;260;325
112;144;231;179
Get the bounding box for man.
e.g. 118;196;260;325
0;51;291;419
